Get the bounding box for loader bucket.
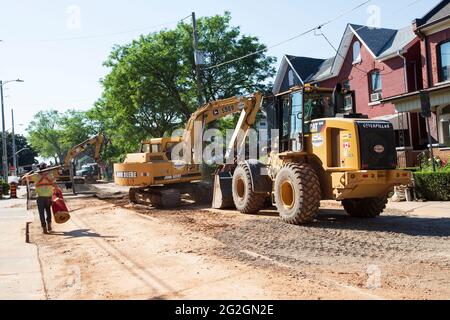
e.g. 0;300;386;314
212;172;235;209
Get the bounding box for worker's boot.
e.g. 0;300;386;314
42;224;48;234
47;223;52;233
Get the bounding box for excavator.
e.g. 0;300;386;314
213;84;412;224
114;92;264;208
22;133;105;191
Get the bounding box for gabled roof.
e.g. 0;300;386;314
285;55;326;81
273;21;418;91
323;23;417;81
306;57;335;82
350;24;398;57
414;0;450;29
378;25;417;59
272;55;329;93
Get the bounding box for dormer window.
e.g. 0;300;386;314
288;70;294;86
353;41;361;64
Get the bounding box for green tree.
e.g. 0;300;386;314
91;12;276;158
0;134;38;175
27;110;97;164
6;133;38;167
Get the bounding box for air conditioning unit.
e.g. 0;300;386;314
371;92;382;102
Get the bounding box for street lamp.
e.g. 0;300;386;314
9;148;29;159
7;120;25;176
0;79;24;180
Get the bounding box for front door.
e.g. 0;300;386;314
290;91;303;152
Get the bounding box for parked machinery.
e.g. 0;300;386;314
213;84;412;224
22;133;105;190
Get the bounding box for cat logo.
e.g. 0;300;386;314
374;145;385;154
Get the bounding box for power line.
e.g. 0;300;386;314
5;15;191;43
203;0;372;70
269;0;430;70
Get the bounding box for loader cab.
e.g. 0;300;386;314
272;84;355;153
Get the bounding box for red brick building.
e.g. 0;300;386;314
273;24;424;149
272;0;450;164
384;0;450;163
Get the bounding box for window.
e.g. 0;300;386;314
343;79;351;90
370;70;382;93
353;41;361;64
151;144;160;153
290;91;303;135
288;70;294;87
369;70;382;102
439;41;450;82
439;105;450;147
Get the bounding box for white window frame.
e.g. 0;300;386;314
288;70;294;87
353;41;362;64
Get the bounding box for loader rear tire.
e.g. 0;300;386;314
274;163;321;225
232;164;266;214
342;197;387;218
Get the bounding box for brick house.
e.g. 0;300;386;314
271;0;450;165
384;0;450;162
272;23;426;153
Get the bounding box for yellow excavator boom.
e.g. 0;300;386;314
63;133;105;166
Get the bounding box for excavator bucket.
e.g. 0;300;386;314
212;172;235;209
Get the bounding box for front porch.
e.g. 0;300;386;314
383;82;450;167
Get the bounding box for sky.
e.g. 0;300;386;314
0;0;441;136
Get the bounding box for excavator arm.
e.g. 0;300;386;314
182;92;263;163
63;133;105;166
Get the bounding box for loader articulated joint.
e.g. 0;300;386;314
240;160;273;194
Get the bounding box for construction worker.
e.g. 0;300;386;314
28;163;56;234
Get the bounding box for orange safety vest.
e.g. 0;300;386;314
35;172;55;197
36;172;54;187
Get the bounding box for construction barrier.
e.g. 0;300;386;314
10;183;17;199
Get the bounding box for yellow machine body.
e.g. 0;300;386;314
269;117;411;201
114;137;202;187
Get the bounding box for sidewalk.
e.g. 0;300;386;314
0;194;46;300
386;201;450;218
321;199;450;218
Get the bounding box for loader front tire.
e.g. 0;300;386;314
232;164;266;214
342;197;387;218
274;163;321;225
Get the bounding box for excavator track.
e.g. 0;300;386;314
129;182;213;209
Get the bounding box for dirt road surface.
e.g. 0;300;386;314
29;194;450;300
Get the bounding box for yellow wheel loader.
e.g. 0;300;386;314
213;85;412;224
114;93;264;208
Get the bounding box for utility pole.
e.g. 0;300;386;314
192;12;204;106
0;80;24;180
0;81;7;180
11;109;17;176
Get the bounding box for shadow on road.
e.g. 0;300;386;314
312;209;450;237
51;229;117;239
